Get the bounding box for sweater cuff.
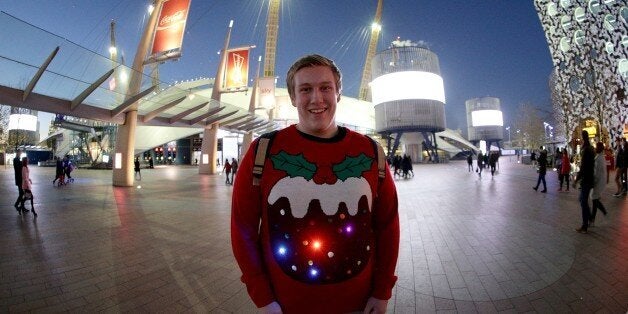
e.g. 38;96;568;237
242;275;276;308
372;275;397;300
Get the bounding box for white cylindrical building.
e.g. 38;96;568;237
371;46;446;133
465;97;503;142
8;107;40;145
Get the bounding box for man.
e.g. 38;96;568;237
574;130;595;234
13;149;27;213
533;146;548;193
231;54;399;314
467;153;473;172
134;157;141;181
477;151;484;177
230;157;238;184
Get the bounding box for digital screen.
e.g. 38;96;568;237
471;110;503;127
370;71;445;104
8;114;37;131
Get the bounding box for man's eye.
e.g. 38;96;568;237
321;86;332;92
299;87;311;93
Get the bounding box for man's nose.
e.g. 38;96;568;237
310;89;323;103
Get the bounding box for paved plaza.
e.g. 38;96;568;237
1;159;627;313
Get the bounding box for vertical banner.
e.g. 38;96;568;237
223;47;250;91
258;77;276;108
148;0;191;63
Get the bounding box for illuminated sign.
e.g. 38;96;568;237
471;110;503;127
223;47;250;91
370;71;445;104
148;0;191;63
8;114;37;131
258;77;275;108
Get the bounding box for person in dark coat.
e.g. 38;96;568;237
13;149;27;213
476;151;484;178
134;157;141;180
489;152;498;177
533;146;548;192
574;130;595;234
52;156;64;185
467;153;473;172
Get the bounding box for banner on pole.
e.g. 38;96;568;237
258;77;276;108
223;47;251;92
147;0;191;64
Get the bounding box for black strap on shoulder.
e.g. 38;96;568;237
252;130;279;186
368;136;387;181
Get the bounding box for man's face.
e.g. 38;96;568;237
292;65;339;138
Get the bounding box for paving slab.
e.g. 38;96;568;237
1;159;626;313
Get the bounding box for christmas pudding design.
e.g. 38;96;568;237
267;151;375;284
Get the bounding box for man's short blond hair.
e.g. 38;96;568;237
286;54;342;102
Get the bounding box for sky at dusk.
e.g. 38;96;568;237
0;0;555;138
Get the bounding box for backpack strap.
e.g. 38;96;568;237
252;130;279;186
368;136;387;181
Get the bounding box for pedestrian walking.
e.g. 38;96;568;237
52;156;65;186
467;153;473;172
13;149;27;214
231;157;238;184
533;146;548;193
558;148;571;191
223;159;232;185
134;157;142;180
574;130;595;234
590;142;607;225
20;156;37;216
477;151;484;178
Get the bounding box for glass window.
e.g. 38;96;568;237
561;15;572;30
560;37;571;52
574;30;585;45
619;59;628;78
590;48;599;59
620;7;628;23
605;41;614;54
560;0;571;9
574;7;586;22
604;14;617;31
589;0;601;14
547;2;558;16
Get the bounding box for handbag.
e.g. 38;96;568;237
23;190;33;200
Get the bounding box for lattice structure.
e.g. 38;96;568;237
534;0;628;146
263;0;280;78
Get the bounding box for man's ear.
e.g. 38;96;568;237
337;93;341;102
290;97;296;107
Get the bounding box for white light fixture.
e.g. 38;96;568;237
115;153;122;169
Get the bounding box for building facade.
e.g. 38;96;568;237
534;0;627;146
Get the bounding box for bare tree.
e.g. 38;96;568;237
0;105;10;154
513;103;545;150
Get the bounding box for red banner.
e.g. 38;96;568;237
223;47;250;90
149;0;191;62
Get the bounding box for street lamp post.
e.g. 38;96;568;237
505;126;511;148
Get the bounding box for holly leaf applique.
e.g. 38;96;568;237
271;151;317;180
332;154;373;181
